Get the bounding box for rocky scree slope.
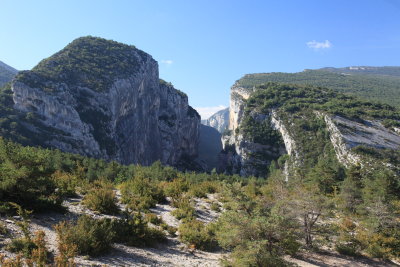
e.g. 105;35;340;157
8;36;200;166
219;81;400;177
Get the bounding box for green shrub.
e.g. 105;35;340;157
120;173;165;211
0;221;8;236
83;180;119;215
171;197;196;220
54;215;114;257
30;230;49;266
210;202;220;212
161;223;177;237
5;203;36;257
52;171;81;197
6;238;36;257
111;213;167;247
178;220;218;251
162;178;189;201
0;139;65;212
188;181;219;198
145;213;163;225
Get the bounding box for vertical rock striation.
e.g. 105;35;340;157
10;36;200;166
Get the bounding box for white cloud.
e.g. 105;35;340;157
306;40;332;50
161;59;173;65
195;105;227;120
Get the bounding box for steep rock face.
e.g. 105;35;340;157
219;81;400;177
202;107;229;133
10;37;200;166
320;113;400;167
228;82;253;132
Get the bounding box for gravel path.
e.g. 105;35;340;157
0;192;226;266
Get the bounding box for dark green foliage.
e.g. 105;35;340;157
5;204;37;258
55;215;115;257
188;180;219;198
162;177;189;201
111;213;167;247
6;238;36;258
241;115;283;146
145;213;163;225
178;220;218;251
82;180;119;215
171;197;196;220
216;206;300;266
120;170;165;211
15;36;147;93
339;166;364;213
245;83;400;121
0;138;66;212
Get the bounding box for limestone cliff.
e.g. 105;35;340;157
10;36;200;166
202;107;229;133
219;80;400;177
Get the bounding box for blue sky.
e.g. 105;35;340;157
1;0;400;118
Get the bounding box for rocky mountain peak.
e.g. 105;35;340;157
10;36;200;167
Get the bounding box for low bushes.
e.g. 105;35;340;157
188;181;219;198
111;213;167;247
162;178;189;201
55;213;167;258
171;197;196;220
178;220;218;251
82;180;119;215
54;215;114;257
145;213;163;225
120;172;164;211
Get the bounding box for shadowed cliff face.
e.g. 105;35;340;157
10;36;200;166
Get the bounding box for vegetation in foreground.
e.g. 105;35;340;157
0;125;398;265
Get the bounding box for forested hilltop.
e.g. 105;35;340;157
236;67;400;108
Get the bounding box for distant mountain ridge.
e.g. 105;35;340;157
0;60;17;87
235;66;400;108
319;66;400;77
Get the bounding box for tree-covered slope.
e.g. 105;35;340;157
15;36;148;92
236;67;400;108
320;66;400;77
223;82;400;177
0;61;17;87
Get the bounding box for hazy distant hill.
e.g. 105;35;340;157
319;66;400;77
0;60;17;87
